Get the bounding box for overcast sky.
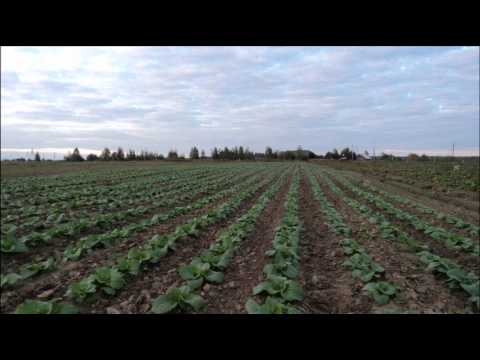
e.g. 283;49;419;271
1;46;479;159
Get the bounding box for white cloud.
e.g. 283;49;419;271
1;46;478;158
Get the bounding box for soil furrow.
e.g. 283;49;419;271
80;172;284;314
314;171;472;313
1;170;260;273
197;175;292;314
341;171;480;232
0;173;271;313
298;172;372;313
324;172;480;277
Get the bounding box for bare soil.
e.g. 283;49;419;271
75;173;281;314
315;173;472;313
199;175;292;314
297;173;371;313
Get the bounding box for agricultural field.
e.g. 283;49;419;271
1;161;479;314
320;159;480;202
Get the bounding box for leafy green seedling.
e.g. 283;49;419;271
1;273;23;287
178;258;224;290
253;274;303;302
151;285;206;314
67;276;96;302
363;282;397;305
263;260;299;279
93;267;126;295
15;300;79;314
246;296;302;314
1;226;28;253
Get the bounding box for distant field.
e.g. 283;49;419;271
0;160;223;178
315;158;480;194
1;161;479;314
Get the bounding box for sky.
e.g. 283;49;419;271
1;46;479;159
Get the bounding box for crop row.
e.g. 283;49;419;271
1;165;237;216
346;175;479;239
1;168;202;216
12;166;286;313
1;165;190;197
150;168;291;313
1;168;262;254
325;170;479;256
1;170;271;288
315;167;479;308
1;166;254;239
245;169;304;314
306;166;399;306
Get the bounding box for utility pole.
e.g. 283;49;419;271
452;143;455;158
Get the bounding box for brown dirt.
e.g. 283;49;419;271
315;171;473;313
198;175;292;314
297;172;371;314
343;170;480;225
373;176;478;216
1;170;223;225
73;172;282;314
1;171;260;273
347;176;479;241
325;173;480;277
0;173;272;314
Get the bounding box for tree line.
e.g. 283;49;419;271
62;146;317;162
11;147;447;163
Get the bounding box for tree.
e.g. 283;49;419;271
73;148;84;161
100;148;111;161
167;149;178;160
407;153;419;161
211;147;219;160
189;146;199;160
296;146;308;161
65;148;84;162
340;147;351;159
265;146;273;159
200;150;206;159
86;153;99;161
222;147;231;160
127;149;136;161
238;146;245;160
117;147;125;161
34;152;41;161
